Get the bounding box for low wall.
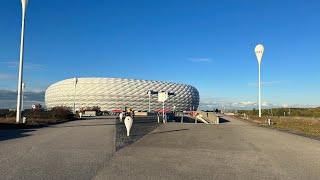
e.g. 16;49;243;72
196;110;219;124
134;112;157;116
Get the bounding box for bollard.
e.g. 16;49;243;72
181;115;184;123
157;116;160;123
195;117;197;123
119;112;123;123
124;116;133;136
163;115;166;123
22;117;27;124
268;119;271;126
79;112;82;118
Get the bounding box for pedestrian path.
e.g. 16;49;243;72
94;115;320;180
0;116;116;180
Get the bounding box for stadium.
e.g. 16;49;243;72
45;77;199;112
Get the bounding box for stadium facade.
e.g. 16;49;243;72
45;77;199;112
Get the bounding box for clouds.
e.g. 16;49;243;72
261;81;281;85
199;99;261;110
198;95;318;110
0;61;46;71
189;58;211;63
0;74;16;80
0;89;45;109
248;81;282;86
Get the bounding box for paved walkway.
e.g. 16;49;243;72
1;115;320;179
94;115;320;180
0;116;116;180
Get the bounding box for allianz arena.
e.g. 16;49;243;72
45;78;199;112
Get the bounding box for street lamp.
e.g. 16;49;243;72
16;0;28;123
147;90;151;112
21;83;26;112
255;44;264;118
147;90;158;112
74;77;78;113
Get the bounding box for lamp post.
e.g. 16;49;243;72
74;77;78;114
21;83;26;112
16;0;28;123
255;44;264;118
147;90;151;112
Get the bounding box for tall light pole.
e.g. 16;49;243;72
21;83;26;112
147;90;151;112
255;44;264;118
16;0;28;123
74;77;78;114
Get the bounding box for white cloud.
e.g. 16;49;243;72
198;96;318;110
189;58;211;62
0;61;45;71
0;74;16;80
0;89;45;109
262;101;272;107
199;96;320;110
248;81;281;86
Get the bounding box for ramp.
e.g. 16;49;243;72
196;114;210;124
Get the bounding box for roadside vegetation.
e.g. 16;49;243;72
0;106;74;127
237;108;320;138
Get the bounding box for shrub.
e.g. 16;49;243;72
0;109;16;117
49;106;73;120
85;106;101;112
26;110;49;120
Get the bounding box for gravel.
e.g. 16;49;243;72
116;116;161;151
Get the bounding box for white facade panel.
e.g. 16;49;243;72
45;78;199;111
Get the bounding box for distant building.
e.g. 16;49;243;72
45;77;199;111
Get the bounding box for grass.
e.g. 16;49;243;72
237;115;320;137
269;117;320;137
0;117;16;124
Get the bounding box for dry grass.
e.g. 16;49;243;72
270;117;320;136
0;117;68;127
238;115;320;137
0;117;16;124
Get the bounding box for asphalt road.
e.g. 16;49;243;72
94;115;320;180
1;115;320;180
0;116;116;180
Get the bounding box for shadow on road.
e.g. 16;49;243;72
219;118;230;123
50;123;116;128
0;128;35;141
0;116;117;142
150;128;189;135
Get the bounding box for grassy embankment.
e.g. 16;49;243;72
238;108;320;137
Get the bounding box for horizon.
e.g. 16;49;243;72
1;0;320;109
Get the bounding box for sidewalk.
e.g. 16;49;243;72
0;116;116;180
94;116;320;180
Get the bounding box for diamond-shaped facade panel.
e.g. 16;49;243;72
45;78;199;111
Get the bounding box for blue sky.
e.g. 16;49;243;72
1;0;320;109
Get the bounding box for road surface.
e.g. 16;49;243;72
0;116;116;180
94;115;320;180
1;115;320;179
